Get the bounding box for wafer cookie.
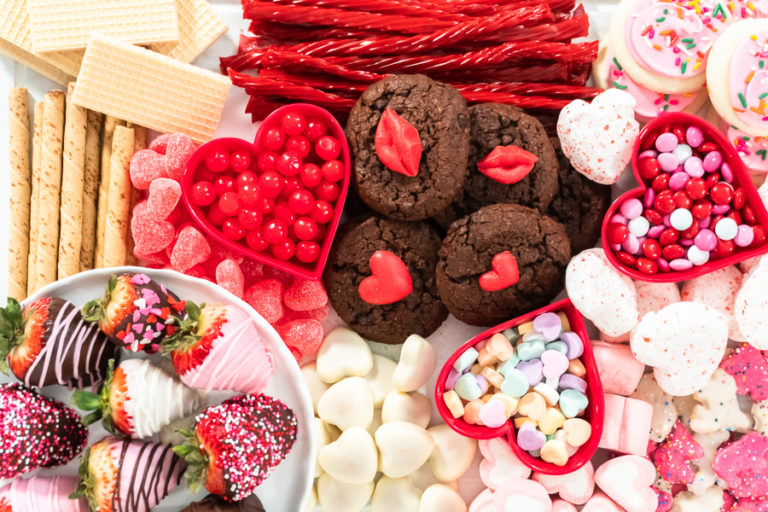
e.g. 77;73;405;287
58;83;87;279
73;35;230;143
27;101;44;296
0;39;71;85
152;0;227;64
8;87;30;300
34;90;65;291
125;123;148;266
102;125;134;268
80;110;102;271
94;115;123;268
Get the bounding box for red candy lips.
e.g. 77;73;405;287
181;104;350;280
601;113;768;282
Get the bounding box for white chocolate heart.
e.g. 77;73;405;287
301;363;329;412
375;421;435;478
364;355;397;406
372;477;421;512
313;417;330;478
317;473;374;512
381;391;431;428
317;327;374;383
393;334;436;392
428;424;477;482
319;426;378;484
303;487;317;512
410;462;458;492
318;377;374;431
419;484;467;512
368;407;383;437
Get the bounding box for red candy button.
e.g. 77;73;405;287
607;223;629;245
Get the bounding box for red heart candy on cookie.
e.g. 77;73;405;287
601;112;768;282
479;251;520;291
358;250;413;305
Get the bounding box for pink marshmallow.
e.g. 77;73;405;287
491;479;552;512
581;492;626;512
533;462;595;505
599;394;652;456
594;455;657;512
592;341;645;396
552;500;578;512
479;438;531;490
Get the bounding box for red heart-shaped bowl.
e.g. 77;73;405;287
434;298;604;475
181;104;350;280
601;112;768;282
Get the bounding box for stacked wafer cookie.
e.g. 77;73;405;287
7;87;145;301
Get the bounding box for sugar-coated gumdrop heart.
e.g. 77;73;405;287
278;318;323;361
170;225;211;272
149;133;173;154
131;210;175;256
243;278;284;324
479;251;520;292
215;257;244;298
594;455;658;512
358;250;413;305
284;279;328;311
130;149;168;190
165;133;196;181
147;178;181;219
602;112;768;282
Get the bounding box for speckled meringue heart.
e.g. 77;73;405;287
681;266;744;340
630;302;728;396
734;255;768;348
566;248;639;337
557;89;639;185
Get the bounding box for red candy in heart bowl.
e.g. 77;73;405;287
601;112;768;282
181;104;350;280
435;298;604;475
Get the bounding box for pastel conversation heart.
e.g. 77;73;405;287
478;399;507;429
358;250;413;305
533;312;563;341
594;455;657;512
557;89;639;185
542;350;569;384
517;423;547;451
479;251;520;292
533;461;595;505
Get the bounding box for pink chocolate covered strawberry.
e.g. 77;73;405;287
174;394;297;502
71;436;185;512
162;301;273;394
0;476;87;512
0;297;119;389
73;358;202;438
82;272;185;353
0;383;88;478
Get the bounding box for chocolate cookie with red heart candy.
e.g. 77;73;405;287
323;214;447;344
436;203;571;326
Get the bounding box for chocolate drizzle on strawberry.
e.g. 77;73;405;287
112;439;185;512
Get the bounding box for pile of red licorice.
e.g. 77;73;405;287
220;0;602;122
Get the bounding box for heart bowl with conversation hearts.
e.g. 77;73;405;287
435;298;604;475
181;103;350;280
601;112;768;282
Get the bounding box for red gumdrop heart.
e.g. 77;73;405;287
146;178;182;220
477;145;538;184
283;279;328;311
131;212;175;256
130;149;168;190
479;251;520;292
374;108;422;177
243;278;284;323
165;133;197;181
358;250;413;305
149;133;174;154
170;225;212;272
216;258;245;298
277;318;324;360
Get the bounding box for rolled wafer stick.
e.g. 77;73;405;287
8;87;30;300
80;110;103;271
102;126;134;268
34;90;65;290
57;83;87;279
124;123;147;266
94;115;123;267
27;101;44;296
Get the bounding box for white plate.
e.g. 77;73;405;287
0;266;315;512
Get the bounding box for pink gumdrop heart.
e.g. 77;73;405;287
131;211;175;255
165;133;197;181
243;278;284;324
478;399;507;428
170;225;211;272
147;178;181;220
278;318;324;360
541;349;569;382
149;133;173;154
284;279;328;312
216;257;245;298
130;149;168;190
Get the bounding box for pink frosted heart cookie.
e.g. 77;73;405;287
594;455;657;512
557;89;639;185
714;432;768;499
533;461;595;505
681;266;744;340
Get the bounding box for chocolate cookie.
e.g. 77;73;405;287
547;136;612;253
436;203;571;326
346;74;470;221
324;215;447;344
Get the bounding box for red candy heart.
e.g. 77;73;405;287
479;251;520;291
170;225;211;272
374;108;422;177
146;178;181;220
601;113;768;282
358;250;413;305
477;145;537;184
130;149;168;190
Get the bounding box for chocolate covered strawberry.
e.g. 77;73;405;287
82;272;185;353
0;476;87;512
181;494;265;512
0;297;119;389
73;358;202;438
0;383;88;478
71;436;185;512
174;394;297;502
162;301;273;395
